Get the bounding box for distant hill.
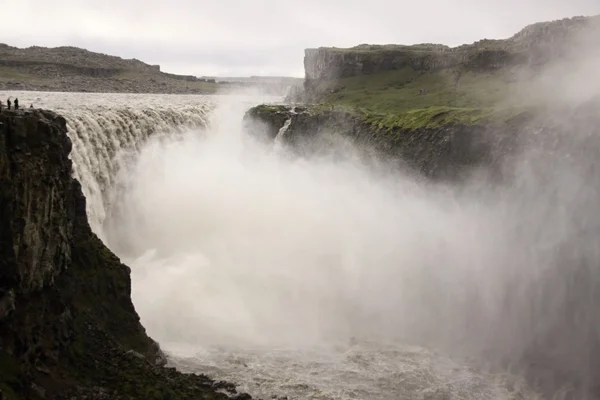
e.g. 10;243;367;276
0;44;297;95
305;15;600;81
202;75;304;96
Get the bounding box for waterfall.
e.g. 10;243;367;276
274;117;292;143
9;90;592;400
273;105;298;145
63;104;213;237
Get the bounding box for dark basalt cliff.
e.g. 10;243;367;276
0;110;250;400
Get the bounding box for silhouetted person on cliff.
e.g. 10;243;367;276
30;104;33;108
7;99;11;110
14;98;19;110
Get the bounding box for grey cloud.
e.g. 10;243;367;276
2;0;599;76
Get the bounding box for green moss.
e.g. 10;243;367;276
361;103;537;131
247;104;294;119
299;46;541;132
250;99;532;134
356;106;486;130
316;67;518;114
250;104;291;114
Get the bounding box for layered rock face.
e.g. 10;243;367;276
0;110;248;400
0;110;74;303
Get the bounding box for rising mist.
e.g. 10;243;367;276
89;20;600;400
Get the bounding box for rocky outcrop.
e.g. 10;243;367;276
244;104;526;181
0;109;251;399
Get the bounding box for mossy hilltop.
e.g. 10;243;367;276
0;109;251;399
293;15;600;124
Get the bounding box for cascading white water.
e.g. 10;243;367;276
9;90;595;400
66;105;213;236
5;91;219;238
275;117;292;141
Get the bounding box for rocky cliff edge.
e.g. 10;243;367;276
0;109;250;400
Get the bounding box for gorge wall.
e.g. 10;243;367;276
0;109;250;400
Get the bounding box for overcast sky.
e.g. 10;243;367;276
2;0;599;77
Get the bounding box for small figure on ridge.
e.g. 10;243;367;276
7;98;11;110
14;98;19;110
